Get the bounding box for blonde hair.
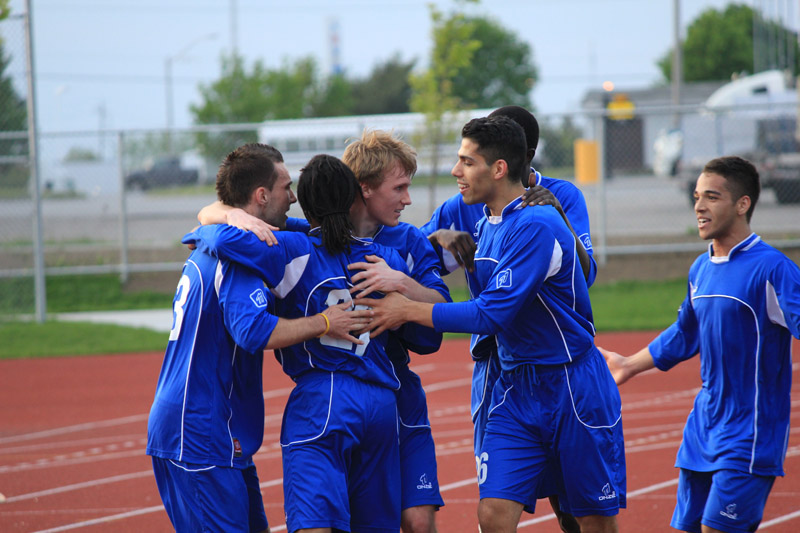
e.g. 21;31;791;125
342;129;417;190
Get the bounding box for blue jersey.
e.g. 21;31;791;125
420;170;596;363
420;169;596;286
432;197;596;369
184;225;409;390
286;217;451;365
146;251;279;469
649;233;800;476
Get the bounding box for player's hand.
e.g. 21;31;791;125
597;346;630;386
322;301;373;345
431;229;477;272
353;292;409;338
186;225;200;250
226;208;279;246
348;255;406;298
521;185;563;210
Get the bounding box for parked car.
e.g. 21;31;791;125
125;157;199;191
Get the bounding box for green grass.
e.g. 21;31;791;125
0;274;687;359
0;273;173;314
0;320;167;359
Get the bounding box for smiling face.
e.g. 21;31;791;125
451;137;495;207
361;160;412;227
693;171;750;248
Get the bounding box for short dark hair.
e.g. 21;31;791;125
216;143;284;207
297;154;357;255
702;156;760;222
461;116;528;183
488;105;539;154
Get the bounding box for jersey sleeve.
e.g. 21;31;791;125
216;259;279;354
648;280;700;371
183;224;296;288
556;183;598;287
286;217;311;233
432;217;555;335
769;257;800;338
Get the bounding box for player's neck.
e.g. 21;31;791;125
350;200;379;238
486;182;526;217
711;224;752;257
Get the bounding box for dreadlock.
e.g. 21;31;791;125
297;154;357;255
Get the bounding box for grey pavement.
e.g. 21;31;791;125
55;309;173;333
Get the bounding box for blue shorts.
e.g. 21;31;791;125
472;351;567;514
396;365;444;511
671;468;776;533
478;349;626;518
151;457;268;532
280;371;401;532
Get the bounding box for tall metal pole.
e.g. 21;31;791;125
671;0;683;129
165;56;174;154
23;0;46;323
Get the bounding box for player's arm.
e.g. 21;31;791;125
197;200;278;245
266;301;370;349
356;291;435;336
522;185;591;281
597;346;655;386
348;254;447;303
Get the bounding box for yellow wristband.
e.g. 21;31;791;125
317;313;330;338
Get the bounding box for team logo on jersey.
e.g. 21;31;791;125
497;269;512;289
598;483;616;501
720;503;739;520
233;437;242;458
250;288;268;308
579;233;593;251
416;473;433;490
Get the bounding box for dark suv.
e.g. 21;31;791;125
125;157;199;191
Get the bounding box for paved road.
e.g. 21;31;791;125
1;176;798;248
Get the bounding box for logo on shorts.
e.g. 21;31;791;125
250;288;268;308
496;269;512;289
417;473;433;490
720;503;739;520
598;483;617;501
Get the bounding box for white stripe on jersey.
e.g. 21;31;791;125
272;254;310;298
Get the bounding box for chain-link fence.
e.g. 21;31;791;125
2;95;800;320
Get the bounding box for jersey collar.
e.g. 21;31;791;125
484;196;525;225
707;232;760;263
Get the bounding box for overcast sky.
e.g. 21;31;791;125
2;0;791;135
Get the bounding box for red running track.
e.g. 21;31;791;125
1;333;798;532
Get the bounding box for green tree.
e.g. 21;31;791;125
658;3;800;82
351;54;415;115
410;0;481;212
451;16;537;108
0;1;29;193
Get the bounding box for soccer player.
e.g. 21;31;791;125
186;154;414;533
601;156;800;533
419;105;595;533
357;116;625;533
199;130;451;533
146;144;370;533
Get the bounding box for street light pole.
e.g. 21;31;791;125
164;32;217;154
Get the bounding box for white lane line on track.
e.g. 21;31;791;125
0;434;144;455
4;471;153;503
423;377;473;393
0;448;144;474
0;415;148;446
761;509;800;528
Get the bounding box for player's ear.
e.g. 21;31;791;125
253;186;269;206
492;159;508;182
736;195;751;216
360;182;372;199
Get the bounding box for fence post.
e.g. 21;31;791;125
23;3;46;322
595;109;608;268
117;131;129;283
